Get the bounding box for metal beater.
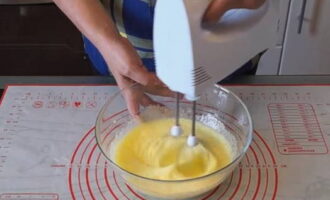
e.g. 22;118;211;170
171;93;198;147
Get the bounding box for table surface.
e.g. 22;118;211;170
1;76;330;199
1;75;330;96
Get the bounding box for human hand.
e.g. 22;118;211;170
100;36;175;118
203;0;266;23
53;0;174;117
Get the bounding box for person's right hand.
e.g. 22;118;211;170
204;0;266;23
99;36;176;118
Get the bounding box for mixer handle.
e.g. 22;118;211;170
185;0;271;36
182;0;212;21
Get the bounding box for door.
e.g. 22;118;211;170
279;0;330;75
256;0;291;75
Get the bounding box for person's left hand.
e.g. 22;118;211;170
203;0;266;23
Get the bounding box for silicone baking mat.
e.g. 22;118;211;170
0;84;329;200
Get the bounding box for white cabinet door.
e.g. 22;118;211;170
280;0;330;75
257;0;291;75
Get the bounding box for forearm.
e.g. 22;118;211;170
53;0;120;52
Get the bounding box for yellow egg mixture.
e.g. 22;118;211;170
113;118;233;180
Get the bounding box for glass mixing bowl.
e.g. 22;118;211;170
95;84;252;200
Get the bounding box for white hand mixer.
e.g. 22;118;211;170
153;0;279;146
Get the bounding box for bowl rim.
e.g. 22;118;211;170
95;84;253;183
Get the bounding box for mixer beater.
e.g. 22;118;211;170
187;100;198;146
171;92;199;147
171;93;183;137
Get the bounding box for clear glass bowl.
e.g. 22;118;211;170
95;84;252;200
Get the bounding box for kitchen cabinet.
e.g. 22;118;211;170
257;0;330;75
0;3;94;75
0;0;52;4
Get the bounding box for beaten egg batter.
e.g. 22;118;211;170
113;118;233;180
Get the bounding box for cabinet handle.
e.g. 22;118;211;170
298;0;307;34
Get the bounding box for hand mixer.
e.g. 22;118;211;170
153;0;279;146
